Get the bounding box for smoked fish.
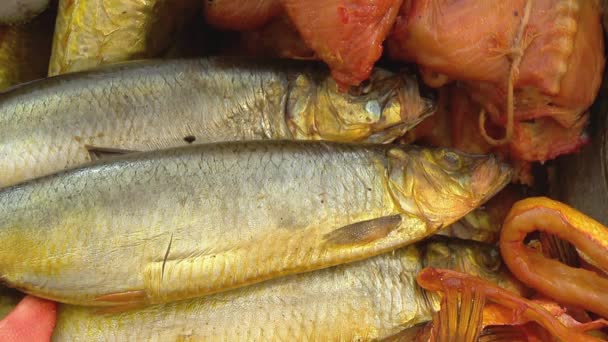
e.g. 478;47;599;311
0;141;510;306
52;238;522;341
0;58;434;187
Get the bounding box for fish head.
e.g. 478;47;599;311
288;68;435;143
387;147;512;229
422;238;527;297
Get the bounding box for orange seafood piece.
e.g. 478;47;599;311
283;0;403;87
388;1;521;84
508;115;589;162
479;299;606;341
204;0;282;30
388;0;605;162
500;197;608;318
417;268;608;341
482;298;601;330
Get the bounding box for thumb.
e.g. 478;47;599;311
0;295;57;342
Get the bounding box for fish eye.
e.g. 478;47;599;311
365;100;381;121
437;150;462;171
476;248;501;272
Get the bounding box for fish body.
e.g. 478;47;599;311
0;58;434;187
51;239;520;341
0;141;510;306
49;0;198;75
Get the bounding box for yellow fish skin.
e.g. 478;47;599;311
48;0;198;76
0;141;510;306
51;239;520;341
0;58;434;188
0;8;54;91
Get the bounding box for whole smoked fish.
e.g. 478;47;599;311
0;58;434;188
52;239;522;341
0;141;510;306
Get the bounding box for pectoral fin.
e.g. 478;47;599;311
85;145;140;161
93;290;147;314
323;215;402;246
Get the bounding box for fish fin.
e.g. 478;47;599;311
323;215;402;246
432;285;485;342
539;232;579;267
94;290;146;305
85;145;140;161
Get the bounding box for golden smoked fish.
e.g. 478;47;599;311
52;239;521;341
49;0;197;75
0;141;510;307
0;58;434;188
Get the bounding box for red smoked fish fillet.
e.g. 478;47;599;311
284;0;403;87
388;0;605;162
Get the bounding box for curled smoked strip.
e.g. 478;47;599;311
500;197;608;318
417;268;607;342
